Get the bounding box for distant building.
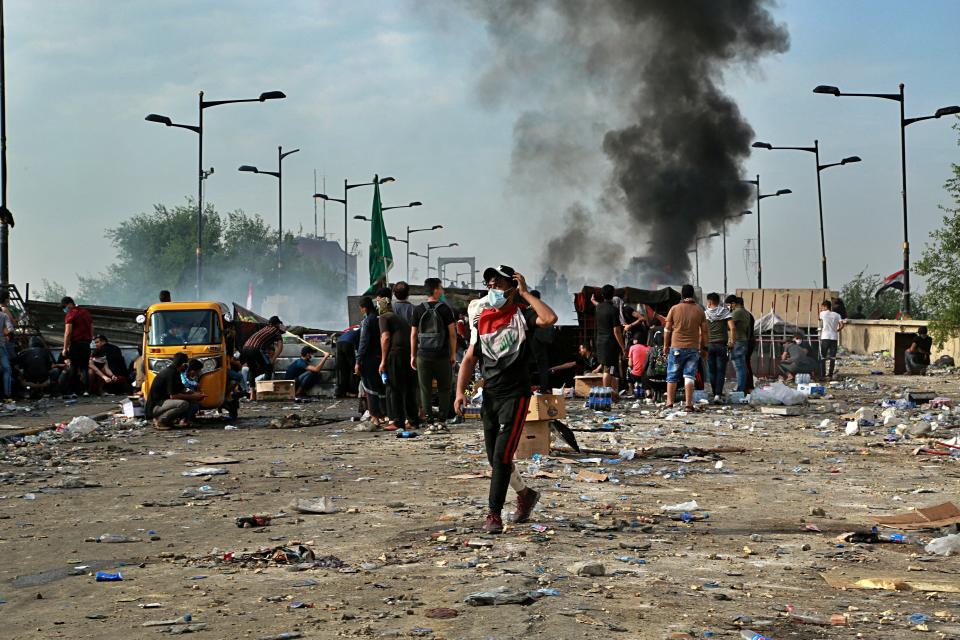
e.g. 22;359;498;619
295;237;356;293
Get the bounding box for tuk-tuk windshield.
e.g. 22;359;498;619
148;310;222;347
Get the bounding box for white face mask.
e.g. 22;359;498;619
487;288;508;309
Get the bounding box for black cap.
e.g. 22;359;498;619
301;345;315;356
268;315;282;326
482;264;516;284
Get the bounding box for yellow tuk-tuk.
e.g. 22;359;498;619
140;301;240;419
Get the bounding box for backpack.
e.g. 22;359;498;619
417;303;447;355
647;345;668;378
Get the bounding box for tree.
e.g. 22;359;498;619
915;121;960;346
840;269;923;320
76;200;342;317
34;278;67;303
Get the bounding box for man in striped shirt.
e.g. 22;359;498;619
242;316;285;400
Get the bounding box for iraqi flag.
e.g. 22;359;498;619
875;270;905;299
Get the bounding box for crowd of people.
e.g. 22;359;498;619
337;278;467;431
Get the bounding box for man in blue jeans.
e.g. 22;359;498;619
704;292;735;402
664;285;708;410
285;346;330;398
726;295;752;393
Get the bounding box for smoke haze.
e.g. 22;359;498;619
467;0;789;285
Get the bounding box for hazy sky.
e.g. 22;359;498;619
3;0;958;305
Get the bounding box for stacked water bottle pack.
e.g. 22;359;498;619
586;387;615;411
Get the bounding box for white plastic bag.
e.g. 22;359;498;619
925;533;960;556
61;416;99;436
749;382;808;406
662;500;700;512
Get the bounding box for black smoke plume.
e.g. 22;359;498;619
468;0;789;284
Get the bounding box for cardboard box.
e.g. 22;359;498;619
797;383;826;397
574;375;617;398
526;394;566;420
121;396;144;418
514;420;551;459
256;379;295;401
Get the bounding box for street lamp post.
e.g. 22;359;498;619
145;90;286;299
408;251;431;278
238;146;300;270
741;176;792;288
814;83;960;313
427;243;459;280
722;211;752;295
752;140;862;289
389;224;442;281
689;232;720;289
313;175;395;296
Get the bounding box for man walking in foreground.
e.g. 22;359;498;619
454;265;558;534
663;285;707;411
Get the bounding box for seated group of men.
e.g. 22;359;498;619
15;334;132;398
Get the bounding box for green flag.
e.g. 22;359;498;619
365;178;393;294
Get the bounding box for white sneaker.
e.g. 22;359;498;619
360;410;371;421
713;395;721;404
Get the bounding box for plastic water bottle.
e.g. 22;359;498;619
740;632;772;640
603;387;612;410
95;571;124;581
633;382;642;398
381;372;388;385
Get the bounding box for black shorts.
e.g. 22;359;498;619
242;347;271;380
596;339;620;367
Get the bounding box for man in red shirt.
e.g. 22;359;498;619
61;296;94;395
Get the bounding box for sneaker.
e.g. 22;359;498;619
481;512;504;534
512;488;540;523
446;414;464;425
713;395;721;404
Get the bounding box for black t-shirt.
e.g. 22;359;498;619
595;301;618;344
146;364;185;418
472;305;538;397
18;347;53;383
94;343;127;377
378;311;411;354
913;334;933;357
412;301;455;356
578;352;599;372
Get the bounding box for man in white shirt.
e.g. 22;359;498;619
819;300;844;378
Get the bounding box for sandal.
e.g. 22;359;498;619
684;405;696;412
383;422;400;431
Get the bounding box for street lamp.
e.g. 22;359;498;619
313;175;395;296
382;201;422;212
721;211;752;295
752;140;862;289
238;146;300;270
390;224;442;281
814;83;960;313
145;89;286;298
689;232;720;289
741;176;791;288
427;242;459;279
408;251;432;277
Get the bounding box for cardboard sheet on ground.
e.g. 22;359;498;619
189;456;241;465
822;570;960;593
575;469;608;483
871;501;960;530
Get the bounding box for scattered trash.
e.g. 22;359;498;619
94;571;123;582
181;467;228;477
568;561;605;576
289;497;338;514
662;500;700;512
872;501;960;530
464;586;544;606
95;534;141;543
821;570;960;593
925;533;960;556
58;415;100;436
235;515;272;528
142;614;193;627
